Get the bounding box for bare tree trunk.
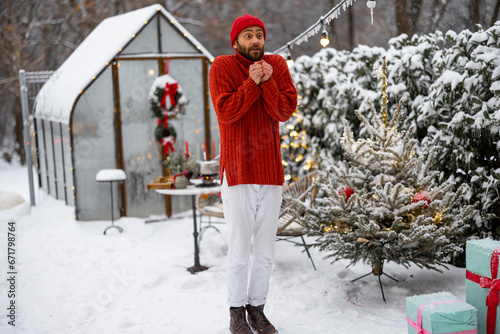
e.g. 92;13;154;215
329;0;339;49
431;0;452;31
329;22;338;49
395;0;408;35
492;0;500;27
347;5;355;50
13;102;25;165
469;0;481;29
408;0;423;36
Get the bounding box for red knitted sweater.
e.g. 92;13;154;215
209;51;298;186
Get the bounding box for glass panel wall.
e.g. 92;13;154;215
62;126;74;206
118;59;165;218
121;15;159;55
159;16;199;53
166;58;210;212
36;118;48;193
169;58;209;160
72;66;117;221
52;122;65;201
44;120;56;196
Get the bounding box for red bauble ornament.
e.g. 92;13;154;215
413;191;431;209
338;186;355;202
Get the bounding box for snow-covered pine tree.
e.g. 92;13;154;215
298;59;477;274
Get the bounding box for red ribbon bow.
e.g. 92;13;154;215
161;136;175;155
160;82;178;110
157;117;168;129
466;248;500;334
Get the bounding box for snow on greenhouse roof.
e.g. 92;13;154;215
34;5;214;124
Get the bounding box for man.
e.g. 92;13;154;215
209;14;298;334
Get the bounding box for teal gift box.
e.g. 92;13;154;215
466;238;500;334
406;292;477;334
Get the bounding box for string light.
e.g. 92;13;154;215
374;57;389;127
381;58;388;127
433;212;442;223
285;45;294;68
320;26;330;48
272;0;356;54
320;33;329;47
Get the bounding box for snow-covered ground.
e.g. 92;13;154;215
0;162;469;334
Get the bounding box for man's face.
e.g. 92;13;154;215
233;26;265;61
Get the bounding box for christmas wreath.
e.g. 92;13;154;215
148;74;188;155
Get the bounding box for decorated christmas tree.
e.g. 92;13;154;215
279;105;314;184
297;58;477;278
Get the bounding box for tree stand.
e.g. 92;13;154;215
350;259;398;303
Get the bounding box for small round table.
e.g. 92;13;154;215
96;169;127;235
155;179;221;274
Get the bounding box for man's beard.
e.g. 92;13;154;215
235;41;264;61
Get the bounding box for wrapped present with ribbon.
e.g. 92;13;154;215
406;291;477;334
466;239;500;334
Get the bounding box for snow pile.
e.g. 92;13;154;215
0;190;26;210
95;169;127;182
0;163;474;333
0;190;30;221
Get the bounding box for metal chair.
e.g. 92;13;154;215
195;171;319;270
276;171;318;270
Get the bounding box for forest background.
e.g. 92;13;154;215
0;0;499;163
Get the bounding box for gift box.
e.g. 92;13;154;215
466;238;500;334
406;291;477;334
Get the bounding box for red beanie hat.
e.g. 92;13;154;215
230;14;266;46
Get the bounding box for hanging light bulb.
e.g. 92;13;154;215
320;28;329;48
286;45;294;68
367;1;376;25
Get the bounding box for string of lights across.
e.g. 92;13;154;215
271;0;358;55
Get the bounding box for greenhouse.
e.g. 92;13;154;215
34;5;216;220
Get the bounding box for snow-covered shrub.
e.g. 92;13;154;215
419;24;500;235
285;22;500;237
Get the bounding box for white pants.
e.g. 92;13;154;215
221;175;282;308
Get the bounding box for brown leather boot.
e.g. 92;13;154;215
229;306;253;334
246;304;278;334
